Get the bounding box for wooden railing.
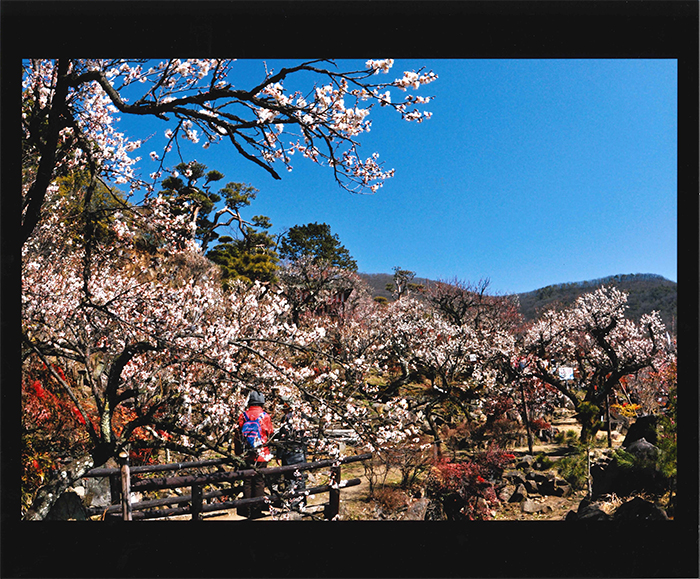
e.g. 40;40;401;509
82;452;372;521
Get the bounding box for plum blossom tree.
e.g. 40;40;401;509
21;58;437;246
22;181;438;519
20;57;439;519
276;257;365;325
366;280;522;456
518;286;673;443
21;188;319;519
281;285;430;480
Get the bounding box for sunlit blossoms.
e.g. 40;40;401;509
21;57;678;524
22;58;438;246
520;285;671;442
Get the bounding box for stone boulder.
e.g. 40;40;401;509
521;498;554;515
45;491;88;520
402;498;431;521
613;497;669;521
503;469;527;486
552;479;572;498
509;484;528;503
523;478;539;494
626;438;660;463
623;415;658;447
81;476;114;508
521;498;538;514
567;498;611;521
532;471;556;494
498;484;516;503
591;443;667;498
515;455;535;472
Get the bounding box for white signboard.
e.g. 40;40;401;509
558;367;574;381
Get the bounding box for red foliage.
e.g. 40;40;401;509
22;362;94;511
530;417;551;431
113;406;159;466
426;447;515;520
482;394;514;420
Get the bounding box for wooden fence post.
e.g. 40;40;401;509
109;473;121;506
119;451;132;521
191;483;202;521
327;464;341;520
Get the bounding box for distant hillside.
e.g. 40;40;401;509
359;273;434;301
515;273;677;332
359;272;677;333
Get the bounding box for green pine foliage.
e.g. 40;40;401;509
206;220;279;287
278;222;357;271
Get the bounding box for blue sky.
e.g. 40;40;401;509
122;59;677;295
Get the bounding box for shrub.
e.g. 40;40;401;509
610;402;641;419
534;453;553;470
425;447;514;520
531;417;551;431
657;384;677;482
609;447;670;497
21;363;94;514
555;450;588;491
612;448;636;470
484;417;525;449
441;421;474;456
385;435;434;488
565;429;578;443
373;486;409;516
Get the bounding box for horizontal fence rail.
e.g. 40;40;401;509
84;453;371;521
84;457;232;477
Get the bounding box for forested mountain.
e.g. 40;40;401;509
360;273;434;301
515;273;677;332
359;272;677;333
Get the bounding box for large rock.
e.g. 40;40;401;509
591;444;667;498
521;498;554;515
402;498;431;521
626;438;660;463
45;491;88;520
623;415;658;446
534;471;557;495
498;484;516;503
553;480;572;498
509;484;528;503
521;498;538;514
573;502;611;521
524;479;539;494
613;497;669;521
515;455;535;471
503;469;527;486
82;476;114;508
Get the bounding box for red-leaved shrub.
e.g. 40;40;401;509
425;446;515;520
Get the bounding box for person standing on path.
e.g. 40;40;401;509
276;396;309;503
235;390;274;519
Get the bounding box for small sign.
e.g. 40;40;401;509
558;367;574;381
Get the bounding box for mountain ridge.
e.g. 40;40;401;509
358;272;677;332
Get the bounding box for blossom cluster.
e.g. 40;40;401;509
22;58;438;209
22;172;675;479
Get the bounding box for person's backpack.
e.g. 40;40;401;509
241;411;265;453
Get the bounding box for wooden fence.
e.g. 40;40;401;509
83;452;372;521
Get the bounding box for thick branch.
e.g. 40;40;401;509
21;59;71;246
